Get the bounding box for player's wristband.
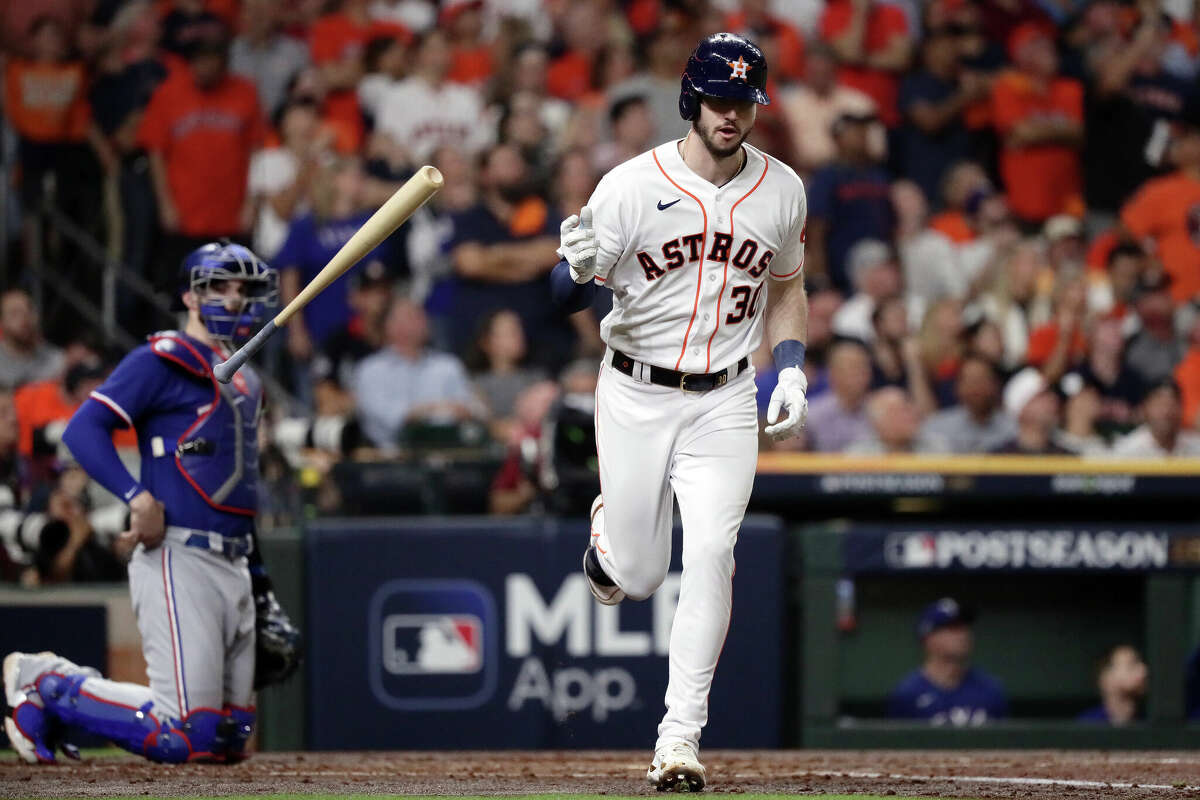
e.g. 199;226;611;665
772;340;806;371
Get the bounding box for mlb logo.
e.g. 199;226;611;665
885;532;937;568
368;579;497;710
382;614;483;675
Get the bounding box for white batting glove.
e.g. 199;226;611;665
558;206;597;284
764;366;809;440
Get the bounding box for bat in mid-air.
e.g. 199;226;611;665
213;165;444;384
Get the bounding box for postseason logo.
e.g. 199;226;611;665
884;528;1171;570
368;579;498;710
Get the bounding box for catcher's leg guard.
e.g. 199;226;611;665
221;705;255;761
176;707;254;762
35;673;191;762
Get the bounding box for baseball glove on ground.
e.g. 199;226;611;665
254;590;303;690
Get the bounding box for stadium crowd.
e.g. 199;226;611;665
2;0;1200;579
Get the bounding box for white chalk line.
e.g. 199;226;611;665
731;769;1200;792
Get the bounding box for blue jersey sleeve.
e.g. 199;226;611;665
63;344;176;503
88;344;175;426
62;401;143;503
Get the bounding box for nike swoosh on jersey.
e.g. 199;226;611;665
657;198;681;211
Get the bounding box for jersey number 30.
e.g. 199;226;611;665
726;284;764;325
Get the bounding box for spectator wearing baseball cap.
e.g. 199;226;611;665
992;367;1072;454
887;598;1009;726
990;23;1085;224
806;112;896;293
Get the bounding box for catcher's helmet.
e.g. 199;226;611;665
177;242;278;344
678;32;770;121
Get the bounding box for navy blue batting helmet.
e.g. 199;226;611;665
678;32;770;121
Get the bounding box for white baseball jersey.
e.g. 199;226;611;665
588;139;807;373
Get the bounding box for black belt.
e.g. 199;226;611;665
611;349;748;393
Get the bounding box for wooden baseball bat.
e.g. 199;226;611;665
214;166;444;383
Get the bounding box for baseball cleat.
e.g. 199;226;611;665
4;652;57;764
583;496;624;605
4;651;92;764
647;741;706;792
5;705;56;764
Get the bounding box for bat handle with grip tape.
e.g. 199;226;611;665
214;321;277;383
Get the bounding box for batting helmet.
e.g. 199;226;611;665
678;32;770;121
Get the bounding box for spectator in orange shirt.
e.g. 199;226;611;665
15;361;106;461
308;0;410;153
820;0;913;128
547;1;607;100
724;0;806;82
990;23;1084;224
1175;315;1200;429
1120;112;1200;305
4;16;116;270
443;1;492;87
140;25;264;287
14;356;135;487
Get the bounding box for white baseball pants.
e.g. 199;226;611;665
592;356;759;751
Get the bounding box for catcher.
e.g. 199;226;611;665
4;243;301;764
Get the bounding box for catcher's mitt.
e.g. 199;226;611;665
254;589;303;690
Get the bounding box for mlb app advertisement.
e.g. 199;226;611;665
307;517;784;748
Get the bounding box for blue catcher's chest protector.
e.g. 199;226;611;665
148;332;262;517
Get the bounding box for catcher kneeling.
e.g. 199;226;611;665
4;243;300;764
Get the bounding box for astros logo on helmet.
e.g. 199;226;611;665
678;32;770;121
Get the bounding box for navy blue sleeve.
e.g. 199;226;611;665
88;344;174;424
549;259;597;313
806;167;835;221
62;400;143;503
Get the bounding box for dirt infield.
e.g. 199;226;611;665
3;750;1200;798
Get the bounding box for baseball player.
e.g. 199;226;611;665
4;243;300;764
551;33;809;791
